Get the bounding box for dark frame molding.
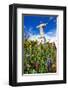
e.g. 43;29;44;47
9;3;66;86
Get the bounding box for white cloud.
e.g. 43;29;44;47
29;34;40;41
45;30;57;47
24;25;26;29
46;30;56;37
28;31;57;47
29;33;57;41
28;27;33;32
27;27;34;37
24;26;33;37
24;26;26;28
49;17;54;20
45;33;57;46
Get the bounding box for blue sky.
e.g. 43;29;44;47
23;15;57;39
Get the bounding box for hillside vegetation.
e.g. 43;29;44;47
23;39;57;74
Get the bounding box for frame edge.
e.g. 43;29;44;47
9;3;66;86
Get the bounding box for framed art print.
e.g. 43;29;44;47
9;4;66;86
